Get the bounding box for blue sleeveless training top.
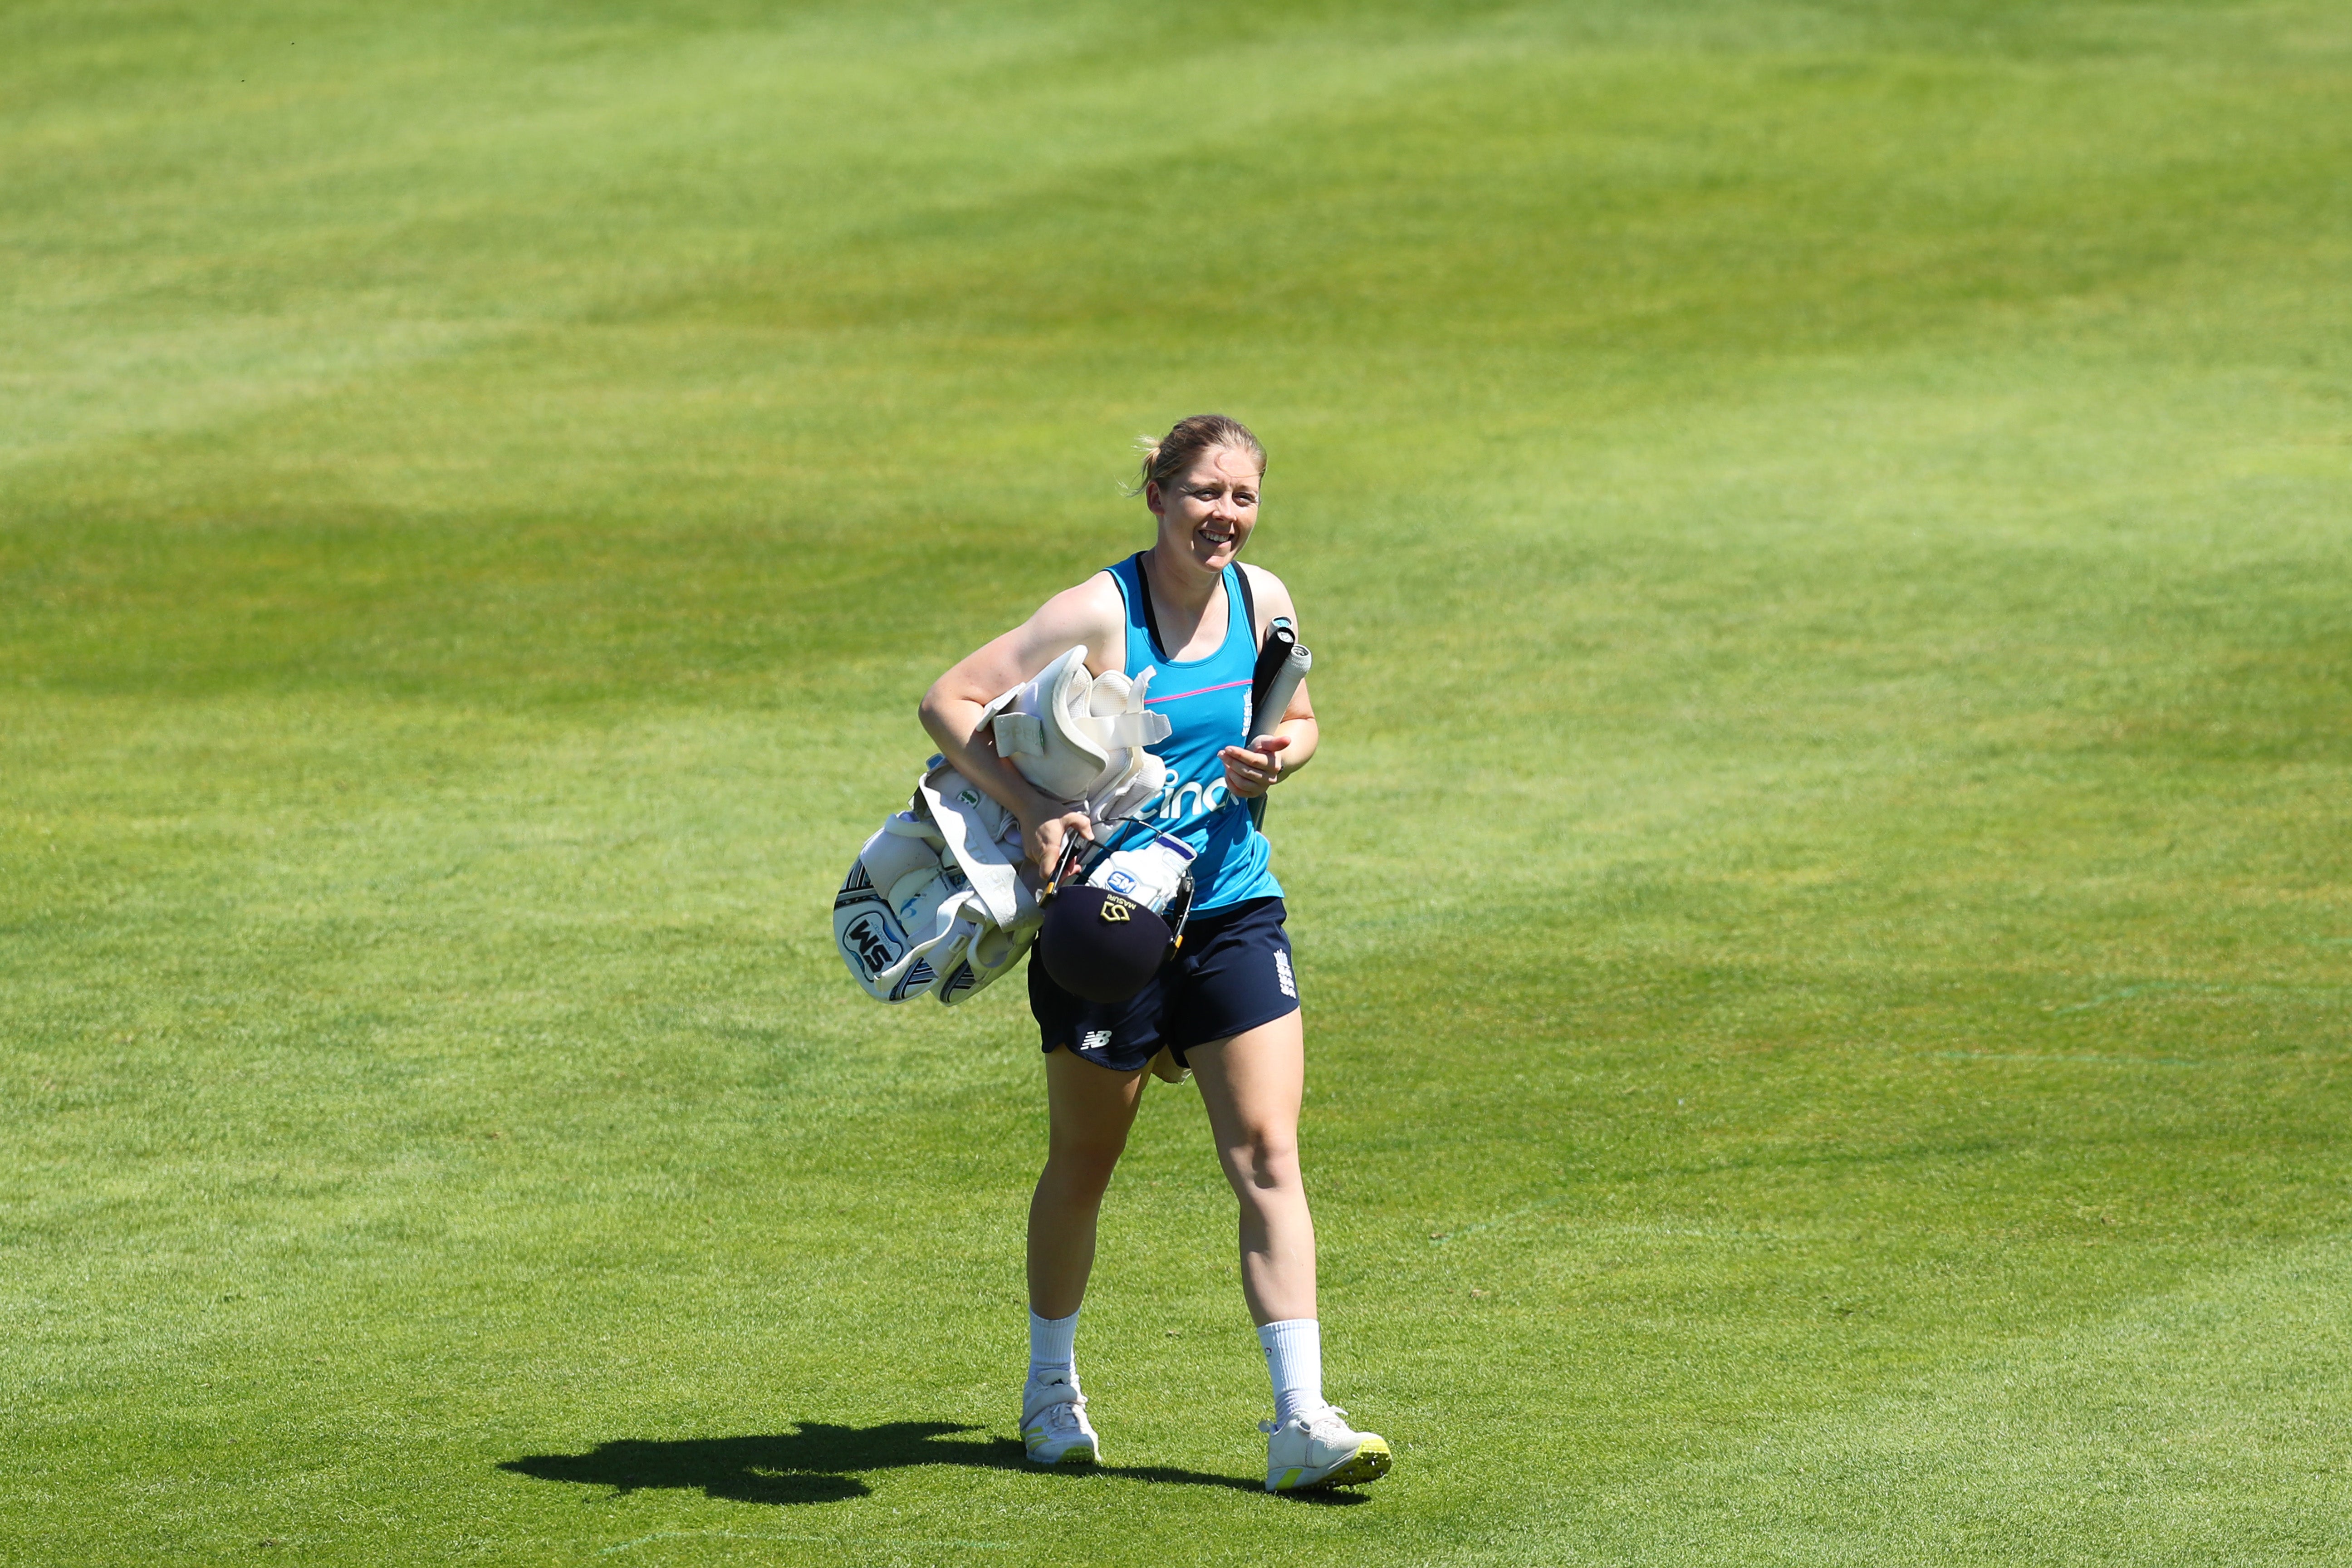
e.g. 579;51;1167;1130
1104;552;1282;911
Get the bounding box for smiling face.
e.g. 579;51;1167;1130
1145;444;1263;579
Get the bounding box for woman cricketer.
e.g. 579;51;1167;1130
918;415;1390;1494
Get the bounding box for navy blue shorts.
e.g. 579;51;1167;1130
1030;896;1300;1074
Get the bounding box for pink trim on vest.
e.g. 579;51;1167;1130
1144;677;1252;706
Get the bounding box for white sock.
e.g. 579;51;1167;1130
1257;1318;1326;1428
1029;1307;1080;1384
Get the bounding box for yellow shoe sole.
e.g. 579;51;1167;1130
1024;1436;1098;1466
1271;1436;1391;1492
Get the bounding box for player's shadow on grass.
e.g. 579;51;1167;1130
502;1421;1363;1505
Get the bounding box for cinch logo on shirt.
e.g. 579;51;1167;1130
1154;771;1234;822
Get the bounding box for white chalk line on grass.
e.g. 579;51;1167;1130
601;1529;1007;1555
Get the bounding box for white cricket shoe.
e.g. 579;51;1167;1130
1021;1372;1099;1465
1262;1405;1392;1492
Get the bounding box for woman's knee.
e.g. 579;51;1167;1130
1044;1133;1128;1196
1223;1129;1301;1196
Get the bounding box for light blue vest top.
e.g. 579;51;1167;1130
1105;553;1282;911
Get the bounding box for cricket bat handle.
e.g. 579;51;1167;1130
1250;644;1313;745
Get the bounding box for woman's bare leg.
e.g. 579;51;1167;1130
1027;1047;1147;1318
1187;1010;1314;1325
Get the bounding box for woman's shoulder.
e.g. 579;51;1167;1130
1050;565;1128;627
1027;568;1129;676
1235;562;1299;630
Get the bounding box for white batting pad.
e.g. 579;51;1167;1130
989;647;1173;811
915;761;1034;933
1087;749;1168;825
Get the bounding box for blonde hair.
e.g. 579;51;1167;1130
1130;414;1266;496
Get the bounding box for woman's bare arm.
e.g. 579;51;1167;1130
918;574;1127;870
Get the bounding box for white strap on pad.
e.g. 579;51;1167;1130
1101;710;1172;748
916;762;1038;933
992;711;1046;758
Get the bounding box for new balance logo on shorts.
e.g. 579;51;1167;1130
1080;1029;1113;1053
1273;952;1296;1000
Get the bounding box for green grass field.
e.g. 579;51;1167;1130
5;0;2349;1562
